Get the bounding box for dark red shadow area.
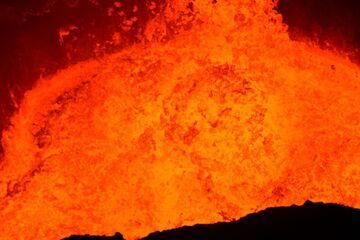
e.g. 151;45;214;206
277;0;360;62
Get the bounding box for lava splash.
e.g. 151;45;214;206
1;0;360;239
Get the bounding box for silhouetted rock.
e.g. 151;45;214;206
63;201;360;240
62;232;124;240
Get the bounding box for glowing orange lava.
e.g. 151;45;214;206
1;0;360;239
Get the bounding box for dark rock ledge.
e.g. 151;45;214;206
63;201;360;240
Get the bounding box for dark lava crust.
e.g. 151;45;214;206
63;201;360;240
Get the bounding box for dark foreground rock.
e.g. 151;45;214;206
63;232;124;240
63;201;360;240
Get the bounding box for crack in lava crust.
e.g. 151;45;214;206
1;0;360;239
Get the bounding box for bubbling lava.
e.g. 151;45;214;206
1;0;360;239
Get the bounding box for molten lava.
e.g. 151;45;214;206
1;0;360;239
